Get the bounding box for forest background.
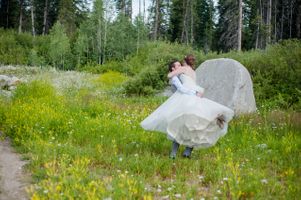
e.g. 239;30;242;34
0;0;301;108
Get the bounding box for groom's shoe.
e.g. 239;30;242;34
170;141;180;159
183;147;193;158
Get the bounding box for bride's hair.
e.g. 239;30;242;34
184;54;196;68
168;60;179;72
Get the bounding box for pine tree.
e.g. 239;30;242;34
243;0;258;49
194;0;215;52
149;0;171;40
115;0;132;19
58;0;77;38
216;0;239;52
0;0;19;29
168;0;184;42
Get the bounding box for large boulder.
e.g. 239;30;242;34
195;58;256;115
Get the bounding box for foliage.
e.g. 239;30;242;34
105;15;137;60
0;28;30;65
48;22;73;70
75;8;149;66
200;39;301;110
120;42;202;95
57;0;77;38
118;39;301;110
0;70;300;199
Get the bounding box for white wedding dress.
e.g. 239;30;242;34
141;73;234;149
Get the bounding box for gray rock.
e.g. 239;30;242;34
0;75;21;91
195;58;256;115
0;75;10;88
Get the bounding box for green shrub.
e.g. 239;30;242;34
124;66;167;96
123;39;301;110
220;39;301;110
0;29;29;64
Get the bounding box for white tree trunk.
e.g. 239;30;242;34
137;0;141;54
267;0;272;44
43;0;49;35
31;0;36;36
274;0;277;42
181;0;189;44
153;0;160;40
237;0;242;51
143;0;146;22
18;0;24;34
255;7;260;49
190;0;194;44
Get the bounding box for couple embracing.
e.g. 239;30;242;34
141;55;234;159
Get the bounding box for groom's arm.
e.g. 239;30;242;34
171;76;197;95
167;67;187;78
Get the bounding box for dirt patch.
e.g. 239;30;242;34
0;135;30;200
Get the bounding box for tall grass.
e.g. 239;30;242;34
0;70;300;199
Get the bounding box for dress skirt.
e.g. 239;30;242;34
140;91;234;149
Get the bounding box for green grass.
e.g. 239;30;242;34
0;70;300;199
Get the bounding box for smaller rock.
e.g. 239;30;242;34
0;75;21;91
0;75;10;88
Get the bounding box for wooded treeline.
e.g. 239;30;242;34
0;0;300;66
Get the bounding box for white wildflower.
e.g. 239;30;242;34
261;179;268;184
256;143;268;149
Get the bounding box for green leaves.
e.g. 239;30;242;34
49;22;73;70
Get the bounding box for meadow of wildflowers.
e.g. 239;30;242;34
0;66;300;199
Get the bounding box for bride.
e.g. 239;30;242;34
141;55;234;158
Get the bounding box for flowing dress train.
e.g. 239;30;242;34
141;74;234;149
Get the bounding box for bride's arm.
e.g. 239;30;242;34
167;67;187;78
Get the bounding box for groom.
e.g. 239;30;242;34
168;60;203;159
